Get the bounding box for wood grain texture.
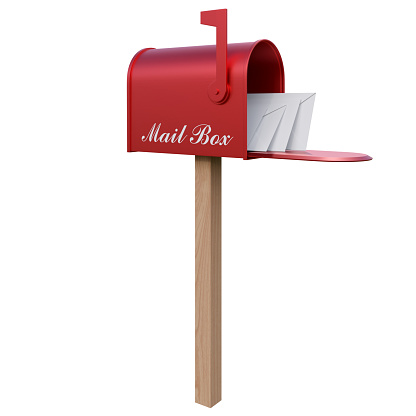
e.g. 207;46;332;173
195;156;221;408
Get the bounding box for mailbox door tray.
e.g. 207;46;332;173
247;150;372;162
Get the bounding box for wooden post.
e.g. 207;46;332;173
195;156;221;408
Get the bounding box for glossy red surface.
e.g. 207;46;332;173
127;39;285;159
247;150;372;162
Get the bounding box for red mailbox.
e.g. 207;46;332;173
128;11;283;160
127;8;372;409
127;9;371;162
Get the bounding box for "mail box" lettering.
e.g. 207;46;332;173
141;123;233;147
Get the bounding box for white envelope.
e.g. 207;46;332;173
248;105;286;151
247;93;316;152
247;94;272;143
286;94;315;150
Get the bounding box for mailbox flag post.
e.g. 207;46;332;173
195;156;222;407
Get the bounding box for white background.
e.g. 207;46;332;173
1;1;415;415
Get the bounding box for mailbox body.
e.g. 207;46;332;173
127;40;284;159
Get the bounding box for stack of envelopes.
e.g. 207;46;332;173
247;93;316;152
